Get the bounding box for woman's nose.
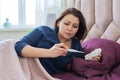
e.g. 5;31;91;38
68;26;72;30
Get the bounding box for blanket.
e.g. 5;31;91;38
0;39;60;80
70;38;120;80
52;38;120;80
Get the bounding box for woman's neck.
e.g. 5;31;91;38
58;34;71;48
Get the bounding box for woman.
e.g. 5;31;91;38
15;8;100;75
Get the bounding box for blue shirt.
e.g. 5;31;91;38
15;26;84;74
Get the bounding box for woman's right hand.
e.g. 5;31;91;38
48;43;68;58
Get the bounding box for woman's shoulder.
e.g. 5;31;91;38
36;25;54;32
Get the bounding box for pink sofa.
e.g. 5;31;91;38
75;0;120;43
0;0;120;80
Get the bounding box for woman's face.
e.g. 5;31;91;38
57;14;79;40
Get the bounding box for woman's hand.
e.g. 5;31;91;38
85;48;102;61
91;53;101;61
48;43;68;58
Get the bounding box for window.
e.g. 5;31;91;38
0;0;18;25
26;0;36;25
0;0;74;28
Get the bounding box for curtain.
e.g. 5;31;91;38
61;0;75;11
35;0;75;26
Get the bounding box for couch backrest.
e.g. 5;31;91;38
74;0;120;44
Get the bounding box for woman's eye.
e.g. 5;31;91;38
64;22;69;25
73;26;78;28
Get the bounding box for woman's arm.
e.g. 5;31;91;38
21;43;68;58
15;26;68;58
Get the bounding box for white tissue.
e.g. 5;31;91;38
85;48;102;60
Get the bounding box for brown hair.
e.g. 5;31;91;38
54;8;87;40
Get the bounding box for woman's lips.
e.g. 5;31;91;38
66;32;72;36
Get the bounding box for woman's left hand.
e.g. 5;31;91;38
91;53;101;61
85;48;102;61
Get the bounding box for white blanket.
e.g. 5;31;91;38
0;39;60;80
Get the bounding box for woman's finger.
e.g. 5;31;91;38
57;43;69;49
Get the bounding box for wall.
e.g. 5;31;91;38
0;28;33;40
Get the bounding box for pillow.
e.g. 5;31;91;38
82;38;120;65
82;38;119;53
82;38;120;63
